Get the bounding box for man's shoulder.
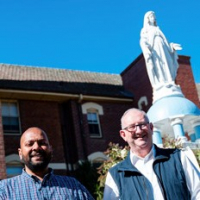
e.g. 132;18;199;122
53;174;76;180
154;145;180;154
109;156;130;173
0;175;23;190
154;145;181;161
52;175;81;185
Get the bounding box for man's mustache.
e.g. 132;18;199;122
30;150;45;157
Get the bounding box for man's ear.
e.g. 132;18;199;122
120;130;127;142
18;148;22;160
149;122;154;131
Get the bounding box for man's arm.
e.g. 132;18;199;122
181;149;200;200
0;181;7;200
103;172;120;200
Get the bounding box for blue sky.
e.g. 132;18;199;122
0;0;200;83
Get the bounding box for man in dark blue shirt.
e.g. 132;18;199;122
0;127;94;200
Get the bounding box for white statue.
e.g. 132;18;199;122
140;11;182;89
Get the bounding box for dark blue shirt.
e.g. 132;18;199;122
0;169;94;200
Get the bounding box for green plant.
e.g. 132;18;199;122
192;149;200;166
163;136;200;166
75;160;99;199
95;142;129;199
162;136;183;149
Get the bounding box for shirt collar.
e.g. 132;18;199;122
22;168;54;181
130;146;154;165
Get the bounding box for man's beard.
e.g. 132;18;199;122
21;150;52;172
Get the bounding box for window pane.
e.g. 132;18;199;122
6;165;23;178
89;124;100;135
9;104;18;117
3;121;20;133
87;111;101;137
3;117;19;126
7;166;23;175
2;103;9;116
3;126;19;133
2;102;18;117
87;113;97;122
2;102;20;134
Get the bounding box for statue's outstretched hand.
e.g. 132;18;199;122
171;43;182;51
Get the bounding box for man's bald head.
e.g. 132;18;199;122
120;108;149;129
20;127;49;147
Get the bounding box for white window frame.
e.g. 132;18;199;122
82;102;103;138
1;101;21;135
87;110;102;138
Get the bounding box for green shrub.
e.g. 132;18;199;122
95;142;129;199
75;160;99;199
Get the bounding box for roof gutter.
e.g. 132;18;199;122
0;89;133;102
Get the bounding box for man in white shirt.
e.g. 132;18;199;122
103;108;200;200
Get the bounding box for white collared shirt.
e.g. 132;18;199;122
103;146;200;200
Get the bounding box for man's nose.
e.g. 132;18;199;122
135;125;143;133
32;142;41;150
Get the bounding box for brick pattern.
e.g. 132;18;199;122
0;102;7;179
121;54;200;110
121;54;152;112
176;56;200;107
81;101;133;155
2;98;134;175
4;100;65;163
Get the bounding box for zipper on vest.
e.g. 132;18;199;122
153;159;167;200
142;177;149;199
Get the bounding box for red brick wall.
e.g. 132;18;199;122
4;100;65;163
0;102;7;179
57;100;133;162
121;54;152;112
80;101;133;156
121;54;199;110
3;99;134;172
70;101;86;160
176;55;200;107
0;128;6;179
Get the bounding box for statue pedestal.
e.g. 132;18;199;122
147;94;200;143
153;83;184;103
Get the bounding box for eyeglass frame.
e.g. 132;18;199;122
122;122;150;132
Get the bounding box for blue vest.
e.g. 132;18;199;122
109;145;191;200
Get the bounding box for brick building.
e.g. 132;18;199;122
0;53;199;179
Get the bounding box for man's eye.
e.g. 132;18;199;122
25;143;33;147
39;141;48;146
131;125;136;128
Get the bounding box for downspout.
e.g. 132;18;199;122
78;94;83;103
77;94;87;160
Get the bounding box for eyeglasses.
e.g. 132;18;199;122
123;122;149;132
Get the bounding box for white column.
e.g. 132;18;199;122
153;126;163;147
188;129;196;142
192;120;200;143
170;118;187;142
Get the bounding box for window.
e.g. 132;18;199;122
87;111;101;137
6;164;23;178
88;152;108;168
82;102;104;138
6;154;23;178
2;102;20;134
